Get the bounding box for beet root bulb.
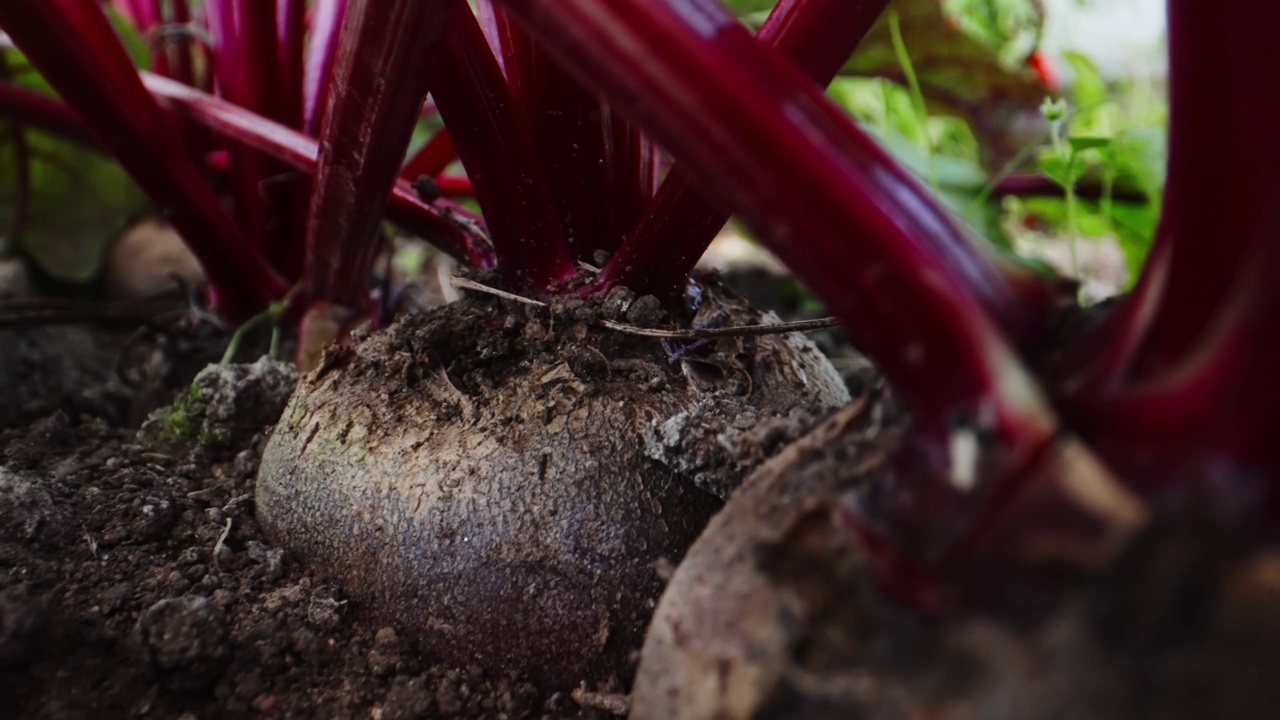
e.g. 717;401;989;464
256;285;850;686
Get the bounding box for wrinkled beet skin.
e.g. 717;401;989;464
257;284;849;687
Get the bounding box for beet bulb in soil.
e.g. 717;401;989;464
256;283;849;684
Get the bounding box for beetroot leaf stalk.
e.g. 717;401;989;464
276;0;306;130
1056;0;1280;508
1124;0;1280;381
494;0;1052;421
1061;0;1280;397
433;174;474;197
432;2;574;292
140;72;494;269
584;0;1064;351
598;0;891;305
166;0;195;88
993;172;1148;204
0;0;287;321
205;0;303;266
0;68;492;267
301;0;350;136
0;81;98;147
477;0;656;263
400;128;458;181
302;0;459;308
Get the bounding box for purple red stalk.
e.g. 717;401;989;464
0;82;98;147
207;0;308;270
275;0;306;130
0;66;491;267
302;0;459;308
598;0;891;305
271;0;310;278
432;2;574;292
400;128;458;181
590;0;1064;351
477;0;654;263
491;0;1059;478
167;0;195;87
0;0;286;321
301;0;349;137
0;67;488;265
140;72;494;269
204;0;273;254
1123;0;1280;381
993;173;1148;204
1056;0;1280;509
1064;0;1280;395
433;175;474;197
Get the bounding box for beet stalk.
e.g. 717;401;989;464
0;0;287;320
301;0;459;307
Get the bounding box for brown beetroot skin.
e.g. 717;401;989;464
632;386;1280;719
256;282;849;686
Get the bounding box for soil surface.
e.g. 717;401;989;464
0;267;863;719
0;338;643;718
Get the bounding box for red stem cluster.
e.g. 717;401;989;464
2;0;1276;605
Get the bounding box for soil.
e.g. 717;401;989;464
0;267;860;719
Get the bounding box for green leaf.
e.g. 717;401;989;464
1063;50;1107;109
0;127;147;282
843;0;1051;170
941;0;1043;65
861;124;987;190
1068;136;1111;152
1108;201;1159;284
1038;153;1087;187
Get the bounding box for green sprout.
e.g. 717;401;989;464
1038;96;1110;282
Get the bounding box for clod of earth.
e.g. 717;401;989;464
256;281;850;686
140;357;299;450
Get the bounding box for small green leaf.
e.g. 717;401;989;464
0;128;147;282
1068;136;1111;152
842;0;1051;170
1063;51;1107;109
1038;154;1071;187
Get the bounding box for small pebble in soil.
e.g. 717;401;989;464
134;595;231;691
0;467;58;542
624;294;664;327
601;285;637;320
